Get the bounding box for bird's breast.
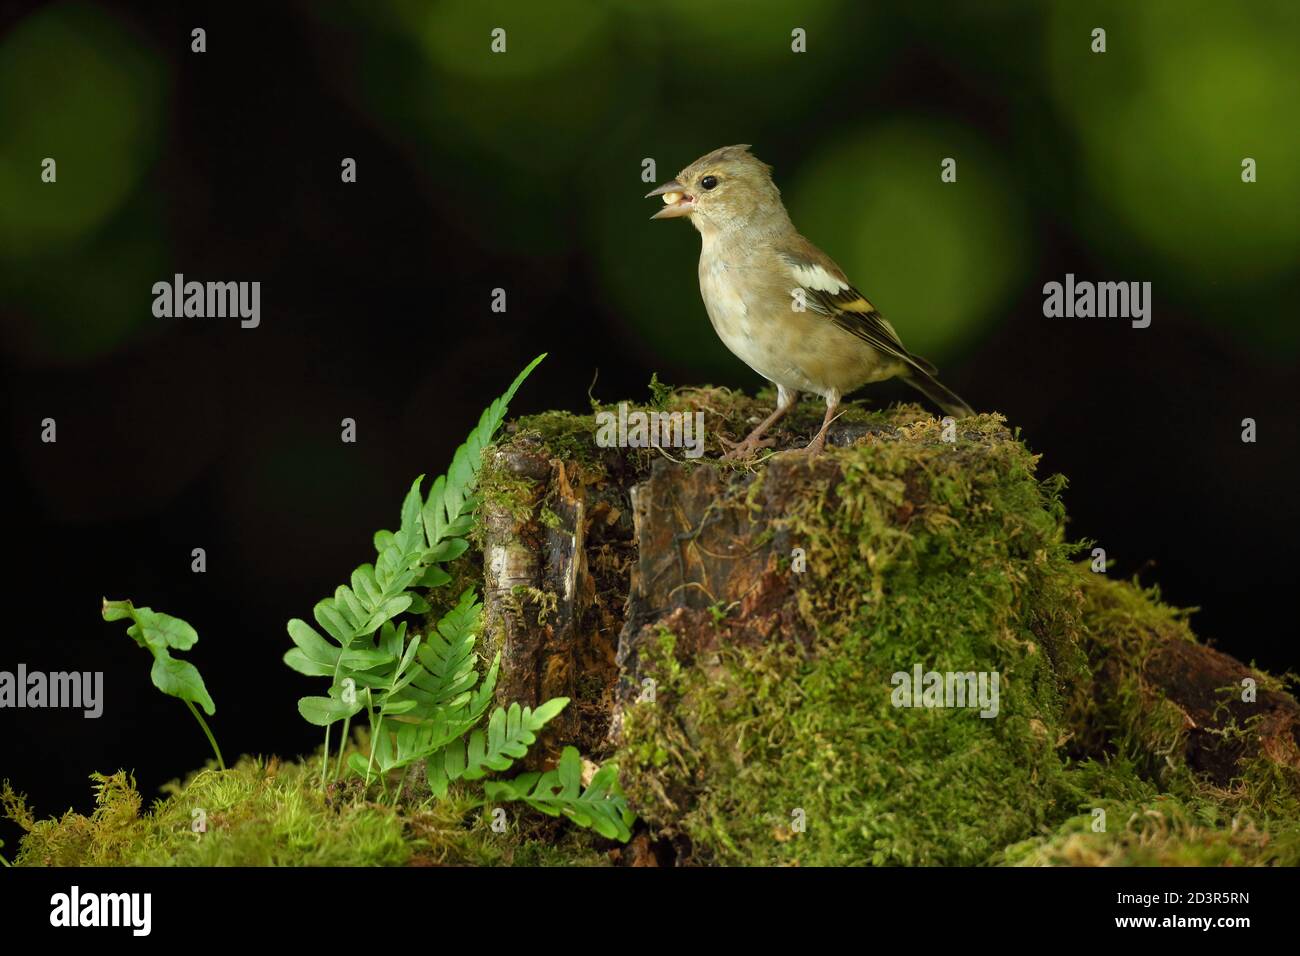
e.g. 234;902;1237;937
696;248;898;398
698;255;752;341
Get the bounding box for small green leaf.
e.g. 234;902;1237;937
347;752;371;778
313;600;354;646
556;745;581;797
426;747;452;798
101;598;134;623
335;586;367;629
283;648;335;677
150;650;215;715
378;621;404;660
298;695;362;726
103;599;200;652
423;538;469;564
531;696;570;726
489;748;634;841
340;647;394;669
418;566;452;588
287;619;339;665
361;595;412;635
397;476;426;552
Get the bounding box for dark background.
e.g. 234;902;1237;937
2;1;1297;853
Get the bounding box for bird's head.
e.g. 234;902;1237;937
646;144;787;235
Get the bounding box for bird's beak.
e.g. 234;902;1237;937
646;180;695;219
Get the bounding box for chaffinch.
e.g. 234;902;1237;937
647;144;973;458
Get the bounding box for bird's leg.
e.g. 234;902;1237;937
802;391;841;456
721;385;798;460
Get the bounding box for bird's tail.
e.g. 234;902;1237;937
903;367;974;419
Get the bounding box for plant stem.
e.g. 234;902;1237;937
320;725;331;786
321;628;357;789
335;713;352;780
367;716;385;791
364;690;378;789
185;699;226;771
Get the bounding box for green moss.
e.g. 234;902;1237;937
507;585;559;627
1000;759;1300;866
509;410;609;474
3;755;612;867
473;459;542;546
1064;574;1197;781
614;406;1300;865
512;385;918;474
618;416;1081;863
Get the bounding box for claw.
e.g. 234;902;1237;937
800;433;828;456
719;433;777;461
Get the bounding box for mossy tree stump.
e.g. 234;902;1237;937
478;387;1300;865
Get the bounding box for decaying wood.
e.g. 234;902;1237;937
480;428;1300;785
1143;637;1300;785
481;445;551;709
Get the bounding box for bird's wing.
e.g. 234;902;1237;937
779;238;938;376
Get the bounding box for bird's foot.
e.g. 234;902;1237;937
797;430;830;456
719;432;777;461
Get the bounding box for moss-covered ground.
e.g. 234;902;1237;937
2;751;611;867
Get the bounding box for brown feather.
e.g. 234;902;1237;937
778;240;939;377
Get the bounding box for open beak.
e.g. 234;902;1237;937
646;180;695;219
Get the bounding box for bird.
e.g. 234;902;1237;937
646;144;973;459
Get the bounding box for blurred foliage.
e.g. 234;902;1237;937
0;2;169;363
3;0;1299;370
788;121;1029;362
1;192;168;363
0;2;165;252
1048;1;1300;352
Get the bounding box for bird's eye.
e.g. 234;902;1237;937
701;175;718;190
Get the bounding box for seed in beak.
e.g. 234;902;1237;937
662;191;683;205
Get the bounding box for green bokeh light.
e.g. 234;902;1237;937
0;2;166;256
590;134;763;383
412;0;614;80
0;198;168;363
651;0;845;68
344;0;649;258
1049;2;1300;284
787;122;1029;363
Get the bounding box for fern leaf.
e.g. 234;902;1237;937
462;697;568;781
286;357;545;780
483;747;635;842
407;589;481;709
421;354;545;549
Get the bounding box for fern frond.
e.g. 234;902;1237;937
422;353;545;550
462;698;568;780
483;747;635;842
403;589;481;713
284;355;549;791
